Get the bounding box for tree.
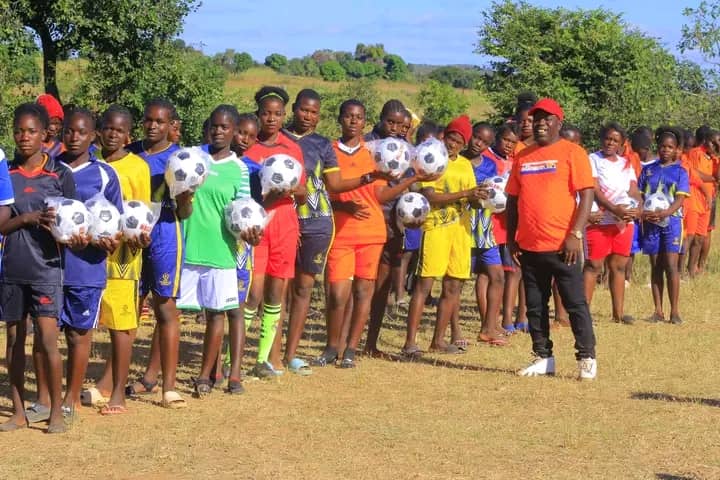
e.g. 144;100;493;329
476;0;684;142
74;43;226;146
9;0;197;101
383;54;409;81
429;66;482;89
264;53;288;72
233;52;254;73
320;60;346;82
680;1;720;64
417;80;469;125
354;43;387;64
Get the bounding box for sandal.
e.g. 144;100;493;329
429;344;465;355
287;358;313;376
0;419;27;432
453;339;470;351
226;378;245;395
160;391;187;409
477;333;509;346
81;387;110;407
100;405;128;416
646;313;664;323
340;358;356;369
25;403;51;424
125;377;159;398
400;345;423;360
192;378;213;398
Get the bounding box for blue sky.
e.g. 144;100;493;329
181;0;701;65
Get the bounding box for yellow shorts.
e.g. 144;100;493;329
418;221;472;279
100;279;139;330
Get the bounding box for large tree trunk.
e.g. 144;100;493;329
37;26;61;102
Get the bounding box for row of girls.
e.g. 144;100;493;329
1;88;716;433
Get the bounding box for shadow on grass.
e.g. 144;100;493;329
631;392;720;408
655;474;700;480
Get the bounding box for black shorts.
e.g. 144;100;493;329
0;283;62;322
296;232;333;275
380;235;404;267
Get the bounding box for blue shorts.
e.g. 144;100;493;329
630;220;641;255
296;231;333;275
403;228;421;252
60;286;103;330
471;246;502;273
498;244;517;272
641;218;683;255
140;215;184;299
236;243;253;304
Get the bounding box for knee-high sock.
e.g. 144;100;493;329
243;306;257;332
256;304;281;364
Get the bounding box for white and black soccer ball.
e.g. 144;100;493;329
224;197;269;240
86;198;122;241
481;176;508;213
412;138;449;176
48;198;91;243
259;154;302;195
396;192;430;226
374;137;411;177
121;200;156;240
644;192;671;226
164;147;210;198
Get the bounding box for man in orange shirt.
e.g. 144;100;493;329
684;128;716;276
505;98;597;380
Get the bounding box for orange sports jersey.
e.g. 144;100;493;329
514;140;528;155
330;141;387;246
506;139;594;252
681;154;706;214
625;150;642;178
687;146;714;213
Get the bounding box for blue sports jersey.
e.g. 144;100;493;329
62;156;124;288
471;156;498;249
0;149;15;275
638;160;690;218
241;155;262;203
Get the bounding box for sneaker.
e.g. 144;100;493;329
577;358;597;381
517;356;555;377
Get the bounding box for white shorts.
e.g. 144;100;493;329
177;265;239;312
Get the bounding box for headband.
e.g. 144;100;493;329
258;91;285;103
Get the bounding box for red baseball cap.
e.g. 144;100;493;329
528;98;564;122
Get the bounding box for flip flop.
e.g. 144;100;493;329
100;405;128;416
400;345;423;360
25;403;50;424
453;339;470;351
125;377;159;398
429;344;465;355
287;358;313;376
160;391;187;409
477;333;509;347
81;387;110;407
0;420;27;432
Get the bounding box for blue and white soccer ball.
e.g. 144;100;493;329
412;138;448;176
374;137;411;177
481;175;508;213
121;200;156;240
86;197;122;241
396;192;430;226
224;197;270;239
259;154;302;195
164;147;210;198
47;197;91;243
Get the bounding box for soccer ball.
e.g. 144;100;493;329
481;176;508;213
121;200;156;240
259;154;302;195
164;147;210;198
411;138;449;176
396;192;430;226
644;192;671;226
47;198;91;243
86;197;122;241
224;197;270;239
374;137;411;177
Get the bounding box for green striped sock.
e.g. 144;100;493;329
256;303;281;364
243;306;257;332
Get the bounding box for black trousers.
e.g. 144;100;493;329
520;251;596;360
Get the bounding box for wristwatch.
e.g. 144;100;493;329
570;229;583;240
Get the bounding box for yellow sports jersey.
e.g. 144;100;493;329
101;152;151;280
420;154;476;230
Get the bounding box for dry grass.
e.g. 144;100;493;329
1;240;720;479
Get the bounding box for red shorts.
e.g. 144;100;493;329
684;208;710;237
327;243;384;282
585;223;634;261
253;206;299;279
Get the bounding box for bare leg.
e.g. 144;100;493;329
687;234;702;278
227;308;245;380
2;321;27;429
325;279;352;352
429;276;463;350
32;332;50;408
479;265;504;337
63;328;93;409
608;254;630;322
649;254;664;318
699;231;712;274
345;278;377;351
502;269;521;329
402;277;434;351
106;329;135;408
665;253;681;318
284;272;315;363
365;262;391;354
197;310;226;381
35;316;63;431
152;296;180;394
583;259;603;305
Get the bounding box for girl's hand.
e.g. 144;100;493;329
291;183;307;198
588;211;604;224
623;207;640;221
94;233;121;254
240;226;263;246
414;172;442;183
346;200;370;220
127;231;152;251
68;233;90;251
370;170;397;183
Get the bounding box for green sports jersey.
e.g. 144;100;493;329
183;152;250;269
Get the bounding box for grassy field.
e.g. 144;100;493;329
0;240;719;479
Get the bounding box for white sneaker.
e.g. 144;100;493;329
517;356;555;376
577;358;597;380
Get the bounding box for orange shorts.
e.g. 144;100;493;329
684;208;710;237
327;243;383;282
253;206;299;279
